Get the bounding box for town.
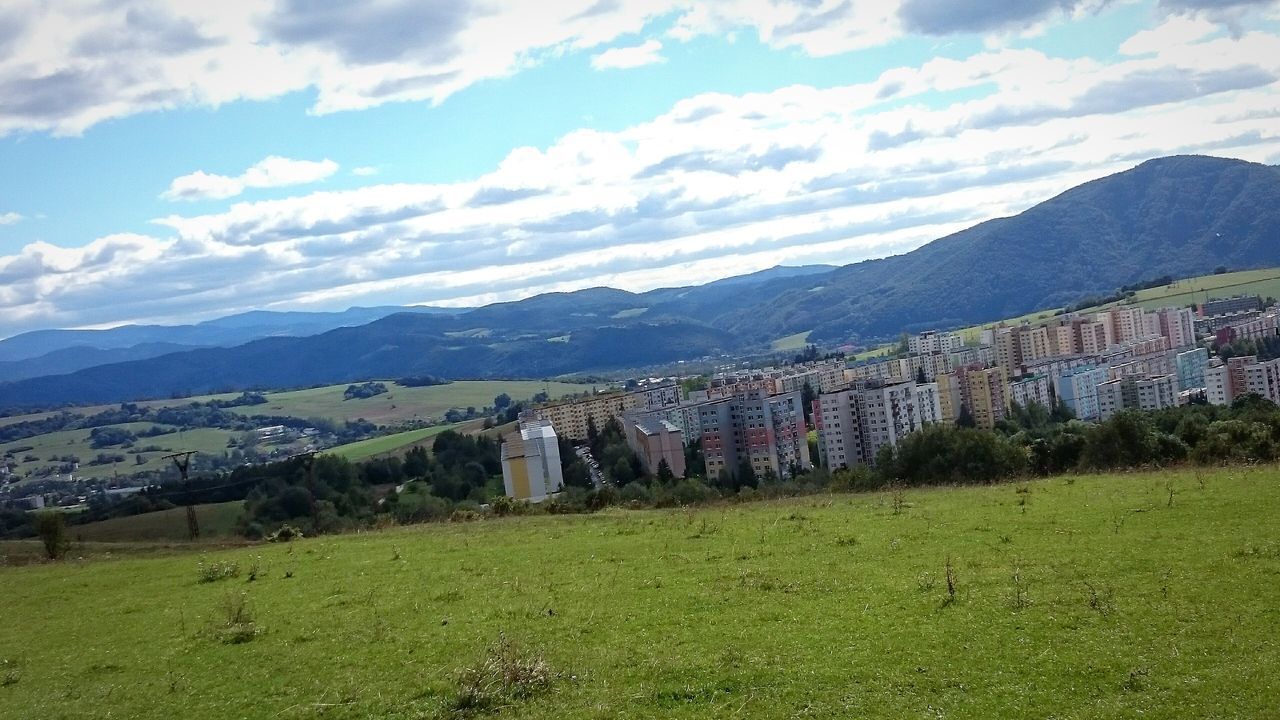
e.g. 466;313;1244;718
501;293;1280;502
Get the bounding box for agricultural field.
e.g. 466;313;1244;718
3;465;1278;718
0;424;242;484
325;423;468;462
1120;267;1280;311
70;501;246;543
222;379;596;426
770;331;812;351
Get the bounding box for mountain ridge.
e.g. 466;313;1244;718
3;155;1278;410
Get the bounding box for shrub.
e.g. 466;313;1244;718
196;558;240;583
266;524;303;543
33;512;69;561
215;591;260;644
671;479;717;506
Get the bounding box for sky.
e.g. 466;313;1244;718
0;0;1279;339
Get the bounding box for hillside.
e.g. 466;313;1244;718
710;155;1280;341
4;155;1280;407
2;467;1277;718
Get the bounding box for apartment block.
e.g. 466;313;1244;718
816;380;940;469
1175;347;1209;392
1153;307;1197;349
1202;295;1263;317
908;330;964;355
994;326;1025;379
1080;321;1110;355
1009;373;1054;411
699;390;810;482
631;380;681;410
537;391;642;440
1055;365;1111;421
624;417;686;478
501;420;564;503
958;365;1010;430
1241;357;1280;404
1096;374;1180;420
935;372;963;424
1215;310;1279;346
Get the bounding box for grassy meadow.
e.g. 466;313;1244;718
325;423;468;462
1;424;239;484
247;380;596;426
2;465;1278;719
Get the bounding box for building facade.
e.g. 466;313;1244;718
500;420;565;503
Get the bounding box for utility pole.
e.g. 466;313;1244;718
163;451;199;540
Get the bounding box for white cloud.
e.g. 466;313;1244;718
352;166;379;176
162;156;339;201
0;211;22;225
1120;15;1219;55
3;19;1280;336
591;39;665;70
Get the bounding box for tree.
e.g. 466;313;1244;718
801;381;817;425
610;456;635;486
957;403;977;428
656;458;675;484
493;393;512;410
735;457;757;489
915;366;928;384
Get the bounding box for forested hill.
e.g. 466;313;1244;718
3;155;1279;408
705;155;1280;342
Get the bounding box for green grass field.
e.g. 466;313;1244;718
325;423;466;462
68;501;246;543
234;380;595;426
1;424;241;483
3;465;1278;718
770;331;812;351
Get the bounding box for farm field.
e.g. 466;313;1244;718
70;501;246;543
1121;267;1280;310
325;423;467;462
0;424;240;483
2;465;1278;719
245;380;597;426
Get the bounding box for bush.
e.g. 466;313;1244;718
619;482;652;505
266;524;303;542
33;512;69;560
196;558;240;583
671;479;717;506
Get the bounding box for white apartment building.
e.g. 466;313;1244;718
1097;374;1179;420
501;420;564;503
1009;374;1054;410
908;330;964;355
816;380;940;469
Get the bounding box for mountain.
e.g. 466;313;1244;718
0;342;204;383
709;155;1280;342
3;155;1279;409
0;305;468;362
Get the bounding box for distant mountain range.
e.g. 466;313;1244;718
2;155;1278;410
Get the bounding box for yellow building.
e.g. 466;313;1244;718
500;420;564;503
537;391;641;440
960;366;1010;430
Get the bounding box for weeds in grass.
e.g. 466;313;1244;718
1010;562;1030;610
391;546;402;562
942;557;958;607
834;535;858;547
451;637;555;714
0;659;18;687
688;517;719;539
246;556;266;582
917;571;937;593
196;558;240;583
1083;581;1114;616
1123;667;1150;692
891;486;906;515
214;591;260;644
999;534;1012;544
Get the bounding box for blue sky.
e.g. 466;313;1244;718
1;0;1278;338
